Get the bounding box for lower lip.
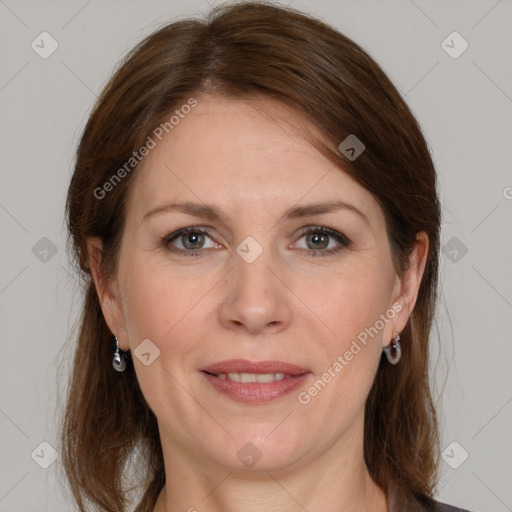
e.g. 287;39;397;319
202;372;310;404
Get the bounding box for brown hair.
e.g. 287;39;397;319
60;2;442;511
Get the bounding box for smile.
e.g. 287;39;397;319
200;359;311;404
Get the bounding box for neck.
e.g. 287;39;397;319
153;416;389;512
154;470;387;512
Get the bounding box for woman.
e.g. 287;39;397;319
60;2;474;511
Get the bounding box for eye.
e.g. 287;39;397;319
293;226;351;257
163;225;351;258
164;227;220;256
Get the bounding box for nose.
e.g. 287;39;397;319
218;246;292;335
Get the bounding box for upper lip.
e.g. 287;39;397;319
201;359;310;376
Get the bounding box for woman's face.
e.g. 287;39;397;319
90;94;426;473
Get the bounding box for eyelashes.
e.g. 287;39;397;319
162;226;351;258
164;227;220;255
291;226;351;257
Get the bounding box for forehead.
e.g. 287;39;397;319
127;94;382;227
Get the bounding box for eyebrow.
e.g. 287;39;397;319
142;200;370;226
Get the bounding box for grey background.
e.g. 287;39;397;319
1;0;511;510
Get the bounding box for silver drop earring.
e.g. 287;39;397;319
112;335;128;372
383;332;401;365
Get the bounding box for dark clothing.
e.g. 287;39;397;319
387;481;473;512
434;502;473;512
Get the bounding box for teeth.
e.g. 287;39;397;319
216;372;286;383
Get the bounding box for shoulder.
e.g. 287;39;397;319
432;499;475;512
387;482;475;512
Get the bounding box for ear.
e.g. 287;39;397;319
385;231;429;346
87;236;130;351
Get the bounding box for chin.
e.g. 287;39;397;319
208;428;308;474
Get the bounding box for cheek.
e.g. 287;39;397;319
118;264;207;415
313;266;391;342
119;259;214;367
305;276;387;421
119;253;185;332
120;272;170;342
301;262;393;404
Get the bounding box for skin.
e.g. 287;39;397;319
88;94;428;512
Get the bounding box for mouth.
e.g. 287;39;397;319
200;359;311;404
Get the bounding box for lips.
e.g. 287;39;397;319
201;359;309;376
200;359;311;405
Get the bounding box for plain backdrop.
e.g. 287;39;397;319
0;0;511;511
